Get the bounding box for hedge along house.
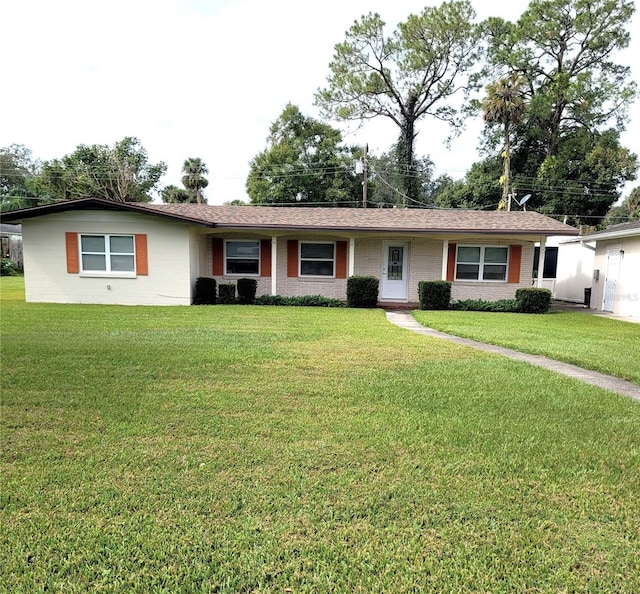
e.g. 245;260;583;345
0;198;579;306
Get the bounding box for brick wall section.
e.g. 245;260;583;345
277;235;347;299
202;234;535;302
451;241;534;301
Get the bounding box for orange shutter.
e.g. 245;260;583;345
446;243;457;281
135;234;148;275
65;232;80;273
336;241;348;279
260;239;272;277
508;245;522;284
287;240;298;277
212;238;224;275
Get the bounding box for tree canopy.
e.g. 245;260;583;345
481;75;527;209
160;185;192;204
0;145;44;211
604;186;640;225
246;104;361;206
315;1;482;203
181;158;209;204
37;137;166;203
475;0;638;221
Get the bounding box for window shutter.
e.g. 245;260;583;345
508;245;522;284
446;243;457;281
65;232;79;274
212;238;224;275
135;234;148;276
260;239;272;277
287;240;298;277
335;241;348;279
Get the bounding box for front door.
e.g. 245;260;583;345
603;249;621;312
381;242;409;300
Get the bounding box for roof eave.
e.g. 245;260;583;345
0;198;216;228
580;228;640;241
212;223;579;236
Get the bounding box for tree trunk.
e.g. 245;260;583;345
396;94;419;206
502;121;511;210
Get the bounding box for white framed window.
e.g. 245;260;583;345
225;240;260;275
456;245;508;281
80;234;135;273
300;242;335;277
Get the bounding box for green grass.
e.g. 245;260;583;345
1;277;639;592
413;308;640;384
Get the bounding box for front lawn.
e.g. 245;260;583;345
413;308;640;384
1;277;639;592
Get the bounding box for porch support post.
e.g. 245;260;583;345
537;236;546;288
271;236;278;295
442;240;449;280
348;237;355;277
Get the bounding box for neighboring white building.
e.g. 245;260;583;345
580;221;640;318
554;237;596;304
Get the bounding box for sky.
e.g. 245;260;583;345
3;0;639;205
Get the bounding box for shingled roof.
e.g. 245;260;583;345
1;198;579;236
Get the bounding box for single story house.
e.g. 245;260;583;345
580;221;640;318
0;198;579;306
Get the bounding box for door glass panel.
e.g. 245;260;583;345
388;246;403;280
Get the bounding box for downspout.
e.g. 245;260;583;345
579;238;596;251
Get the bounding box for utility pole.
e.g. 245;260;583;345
362;143;368;208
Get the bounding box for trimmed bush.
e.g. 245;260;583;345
450;298;520;313
237;278;258;305
254;294;346;308
516;287;552;314
193;277;217;305
346;276;379;308
418;280;451;310
218;283;236;305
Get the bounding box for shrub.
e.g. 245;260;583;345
346;276;379;308
254;295;346;307
418;280;451;310
193;277;217;305
450;298;520;313
516;288;552;314
0;258;18;276
237;278;258;305
218;283;236;305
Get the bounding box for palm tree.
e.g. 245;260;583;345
481;75;527;210
181;158;209;204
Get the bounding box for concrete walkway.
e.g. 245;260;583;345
385;310;640;403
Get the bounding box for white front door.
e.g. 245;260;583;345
603;249;621;312
381;242;409;300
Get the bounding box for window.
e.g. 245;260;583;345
456;246;508;281
80;234;135;273
226;240;260;275
533;246;558;279
300;242;335;276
